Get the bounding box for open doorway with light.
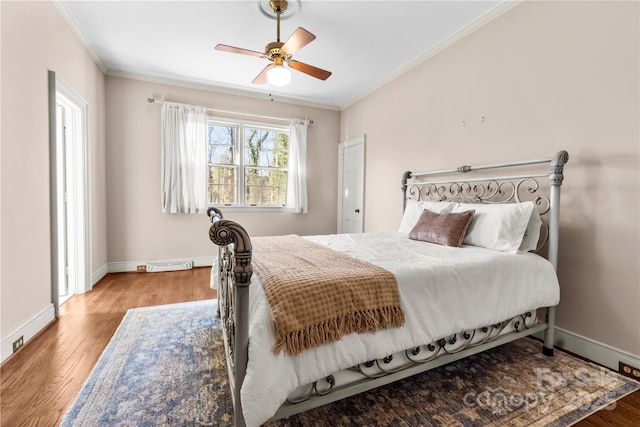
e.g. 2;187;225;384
49;71;91;315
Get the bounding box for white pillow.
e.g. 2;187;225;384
398;199;455;233
450;201;536;253
518;207;543;253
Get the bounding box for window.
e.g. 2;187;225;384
207;119;289;208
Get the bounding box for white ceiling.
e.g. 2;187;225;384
60;0;506;108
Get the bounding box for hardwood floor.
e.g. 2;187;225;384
575;389;640;426
1;268;638;426
0;268;216;426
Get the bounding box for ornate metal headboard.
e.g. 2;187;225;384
401;151;569;265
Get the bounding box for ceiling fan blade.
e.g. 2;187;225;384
289;60;332;81
281;27;316;54
215;44;264;58
252;64;274;85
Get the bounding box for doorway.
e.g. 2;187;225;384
49;71;90;315
338;135;365;233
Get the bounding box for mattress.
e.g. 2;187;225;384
237;232;560;426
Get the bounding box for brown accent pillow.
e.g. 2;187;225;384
409;209;475;247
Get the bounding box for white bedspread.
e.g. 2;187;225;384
240;232;560;426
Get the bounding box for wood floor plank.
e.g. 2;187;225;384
1;267;637;426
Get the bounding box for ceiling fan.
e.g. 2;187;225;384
215;0;332;87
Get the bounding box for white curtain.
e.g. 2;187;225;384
285;120;310;213
161;102;207;213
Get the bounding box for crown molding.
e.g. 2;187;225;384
340;0;524;111
50;1;108;74
106;70;341;111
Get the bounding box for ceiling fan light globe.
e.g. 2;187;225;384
267;65;291;86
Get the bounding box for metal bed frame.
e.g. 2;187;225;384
207;150;569;426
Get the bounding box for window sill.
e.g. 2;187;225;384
208;205;285;213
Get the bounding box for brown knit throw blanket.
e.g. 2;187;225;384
251;235;405;356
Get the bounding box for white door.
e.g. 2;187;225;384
338;135;365;233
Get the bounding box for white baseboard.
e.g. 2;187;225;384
91;263;108;287
108;256;215;273
1;303;55;363
535;327;640;371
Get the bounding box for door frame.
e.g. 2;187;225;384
337;134;365;233
48;71;91;316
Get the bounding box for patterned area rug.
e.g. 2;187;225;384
61;300;639;426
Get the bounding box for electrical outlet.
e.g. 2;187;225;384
136;265;147;272
12;336;24;353
619;362;640;380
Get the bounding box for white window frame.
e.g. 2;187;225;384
207;117;289;211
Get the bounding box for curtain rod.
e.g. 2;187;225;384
146;97;313;124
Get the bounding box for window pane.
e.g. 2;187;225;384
244;127;289;168
208;165;237;204
274;132;288;168
209;146;235;164
208;124;237;164
245;167;287;205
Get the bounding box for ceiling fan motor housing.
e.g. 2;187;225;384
265;42;291;62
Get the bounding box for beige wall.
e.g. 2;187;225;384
341;1;639;356
105;76;340;263
1;2;107;338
